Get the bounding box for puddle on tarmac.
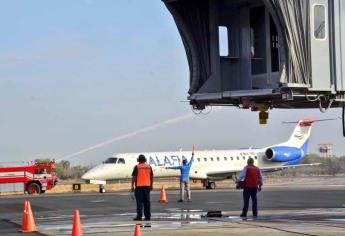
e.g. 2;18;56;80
37;209;236;235
325;218;345;222
88;200;105;203
227;216;241;220
112;213;136;216
167;208;203;212
157;214;202;220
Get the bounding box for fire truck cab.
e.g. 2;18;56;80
0;161;58;195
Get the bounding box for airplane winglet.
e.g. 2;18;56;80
298;117;318;126
283;117;340;126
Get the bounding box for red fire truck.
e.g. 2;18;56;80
0;161;58;194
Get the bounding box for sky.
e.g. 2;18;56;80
0;0;343;166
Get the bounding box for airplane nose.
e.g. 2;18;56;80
81;168;100;180
81;172;91;180
81;164;113;180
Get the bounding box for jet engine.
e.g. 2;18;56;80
265;147;302;162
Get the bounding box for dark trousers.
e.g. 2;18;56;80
241;187;258;217
135;187;151;219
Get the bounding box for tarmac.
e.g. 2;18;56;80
1;182;345;236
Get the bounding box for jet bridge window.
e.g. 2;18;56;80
313;5;326;39
118;158;125;164
219;26;229;56
104;157;118;164
250;6;267;75
270;16;279;72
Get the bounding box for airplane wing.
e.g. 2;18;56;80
260;163;322;173
205;168;243;178
204;163;321;178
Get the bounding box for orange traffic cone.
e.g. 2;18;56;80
72;209;83;236
21;200;38;233
134;224;142;236
159;185;168;203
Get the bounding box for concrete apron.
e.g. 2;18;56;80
9;208;345;236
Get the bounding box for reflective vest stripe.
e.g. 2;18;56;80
136;164;152;187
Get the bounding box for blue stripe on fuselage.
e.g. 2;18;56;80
283;138;309;166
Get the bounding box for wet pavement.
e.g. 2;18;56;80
1;184;345;235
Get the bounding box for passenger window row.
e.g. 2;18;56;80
197;156;258;162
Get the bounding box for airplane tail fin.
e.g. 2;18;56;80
281;118;316;153
265;117;338;165
281;117;340;152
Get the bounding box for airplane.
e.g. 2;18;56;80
82;118;320;191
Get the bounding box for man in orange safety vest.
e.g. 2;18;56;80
131;154;153;221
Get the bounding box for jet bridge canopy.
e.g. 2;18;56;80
163;0;345;113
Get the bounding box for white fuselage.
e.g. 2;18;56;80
82;119;314;183
82;148;283;181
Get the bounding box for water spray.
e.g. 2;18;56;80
58;113;193;161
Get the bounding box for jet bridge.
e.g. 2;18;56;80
163;0;345;132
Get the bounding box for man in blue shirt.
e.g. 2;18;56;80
166;153;194;202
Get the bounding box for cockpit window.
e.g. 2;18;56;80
104;157;118;164
118;158;125;164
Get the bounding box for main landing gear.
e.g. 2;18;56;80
203;180;216;190
99;184;106;193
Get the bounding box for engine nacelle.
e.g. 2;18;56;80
265;147;303;162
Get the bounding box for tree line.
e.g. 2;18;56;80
35;159;91;180
275;155;345;177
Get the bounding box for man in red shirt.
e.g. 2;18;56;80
131;154;153;221
237;157;263;218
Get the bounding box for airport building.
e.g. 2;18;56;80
318;143;334;157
